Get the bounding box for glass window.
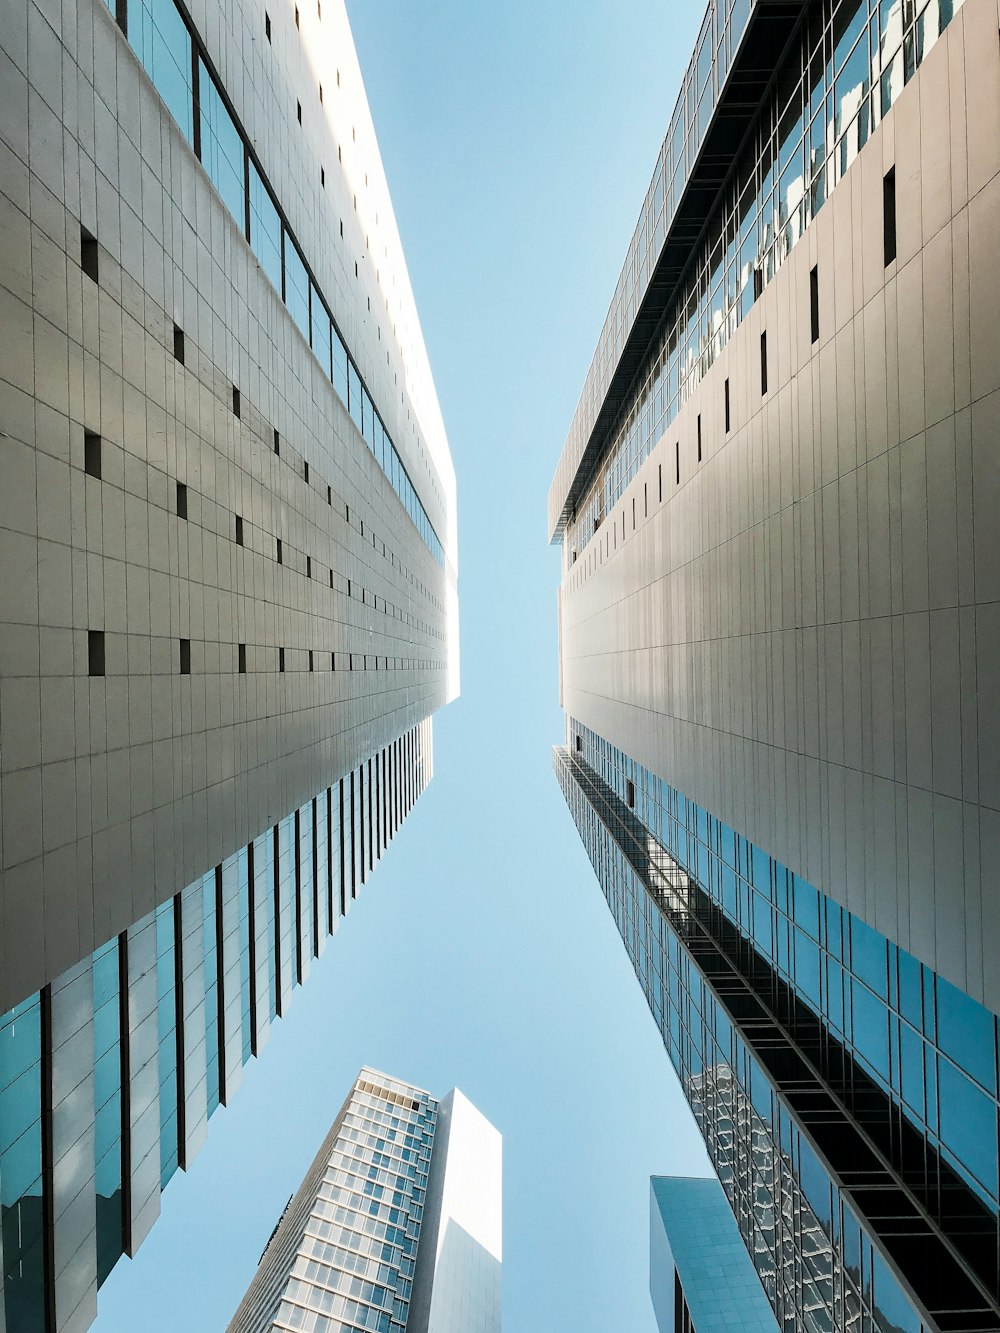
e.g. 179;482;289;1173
794;930;822;1011
851;915;888;998
936;972;997;1093
249;162;282;293
348;361;363;433
362;387;374;447
129;0;194;143
156;900;179;1188
938;1057;999;1198
333;328;349;404
852;976;890;1082
311;287;332;378
0;993;44;1332
871;1248;921;1333
284;237;310;342
199;63;245;225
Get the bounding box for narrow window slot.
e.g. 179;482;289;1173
810;265;820;344
84;432;102;479
238;643;247;673
173;325;185;364
760;331;768;396
80;227;99;283
883;167;897;266
88;630;105;677
697;414;702;463
176;481;187;519
724;378;730;433
179;639;191;675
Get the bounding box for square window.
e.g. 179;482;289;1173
84;432;102;479
179;639;191;674
176;481;188;519
80;226;98;283
88;629;105;677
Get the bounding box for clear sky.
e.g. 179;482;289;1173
94;2;712;1329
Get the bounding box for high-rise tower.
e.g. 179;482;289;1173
0;0;457;1326
550;0;1000;1329
227;1068;502;1333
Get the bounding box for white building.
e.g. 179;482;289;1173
227;1069;502;1333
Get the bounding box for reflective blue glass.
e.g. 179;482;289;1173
333;328;349;404
310;288;332;378
937;971;997;1093
199;63;245;223
128;0;193;143
155;901;179;1188
938;1058;999;1199
283;239;310;342
249;163;282;294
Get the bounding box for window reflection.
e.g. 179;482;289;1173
129;0;193;143
200;65;245;223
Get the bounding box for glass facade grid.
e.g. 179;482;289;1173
557;720;1000;1332
0;726;430;1333
107;0;444;564
562;0;963;560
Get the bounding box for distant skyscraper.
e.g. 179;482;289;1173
649;1176;778;1333
227;1068;502;1333
550;0;1000;1329
0;0;457;1325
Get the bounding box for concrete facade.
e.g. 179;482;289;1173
554;0;1000;1014
0;0;458;1012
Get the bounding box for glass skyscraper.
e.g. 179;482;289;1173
550;0;1000;1330
650;1176;778;1333
0;0;457;1325
227;1068;502;1333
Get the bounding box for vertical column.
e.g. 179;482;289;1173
124;911;161;1256
49;961;97;1333
220;851;246;1105
179;880;209;1171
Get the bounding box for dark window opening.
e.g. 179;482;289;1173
724;378;731;433
303;460;309;484
331;652;336;670
296;101;302;124
658;462;662;503
697;413;702;463
308;650;314;672
675;440;680;485
884;167;897;266
575;734;582;753
176;481;187;519
753;265;763;301
273;429;280;455
173;324;185;364
238;643;246;673
276;538;283;564
327;485;332;505
294;4;299;25
265;10;271;40
80;227;99;283
279;647;286;672
810;265;820;344
235;514;244;545
760;331;768;396
84;432;102;479
306;555;312;578
88;629;105;677
319;84;323;103
179;639;191;675
328;569;333;588
320;166;325;188
232;385;240;418
627;779;635;808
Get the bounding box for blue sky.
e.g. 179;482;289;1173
94;2;711;1329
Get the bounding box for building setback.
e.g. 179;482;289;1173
649;1176;778;1333
550;0;1000;1330
0;0;457;1326
226;1068;502;1333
